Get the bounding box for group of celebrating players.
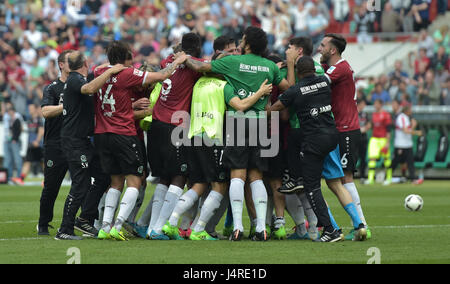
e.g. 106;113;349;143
37;26;372;243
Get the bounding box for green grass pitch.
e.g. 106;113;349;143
0;180;449;264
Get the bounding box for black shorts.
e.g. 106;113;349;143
187;136;228;184
26;146;43;162
264;135;288;179
147;120;188;180
138;138;149;177
338;129;361;173
94;133;144;176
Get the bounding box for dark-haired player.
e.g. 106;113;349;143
179;27;290;241
269;56;342;242
55;51;126;240
318;34;371;239
93;41;186;241
146;33;207;240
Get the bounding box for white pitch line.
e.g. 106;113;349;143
0;237;45;241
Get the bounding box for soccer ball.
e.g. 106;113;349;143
404;194;423;211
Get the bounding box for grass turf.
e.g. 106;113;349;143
0;180;449;264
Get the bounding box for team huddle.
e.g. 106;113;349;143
38;26;371;243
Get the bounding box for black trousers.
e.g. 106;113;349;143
39;144;69;227
391;147;417;181
287;128;303;180
294;131;339;231
59;138;109;235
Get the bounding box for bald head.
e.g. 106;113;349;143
68;51;86;71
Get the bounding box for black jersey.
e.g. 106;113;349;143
41;79;65;146
61;72;95;139
279;74;337;137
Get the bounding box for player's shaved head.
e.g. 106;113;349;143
296;56;315;77
181;33;201;58
68;51;86;71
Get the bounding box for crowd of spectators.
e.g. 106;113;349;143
356;25;450;106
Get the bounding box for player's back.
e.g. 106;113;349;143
153;54;203;126
94;66;147;136
324;59;358;133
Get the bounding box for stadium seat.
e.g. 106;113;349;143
415;129;440;169
433;134;450;169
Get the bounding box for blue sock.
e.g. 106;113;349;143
224;203;233;227
327;207;340;231
344;203;363;229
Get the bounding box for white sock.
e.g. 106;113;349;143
190;196;205;230
102;188;122;233
114;187;139;232
229;178;245;232
194;190;223;232
266;194;274;227
180;199;198;230
285;194;305;225
298;191;318;233
343;182;367;225
250;180;268;233
154;185;184;233
147;183;168;233
94;193;106;230
205;192;229;233
137;194;154;227
127;184;146;223
168;189;198;226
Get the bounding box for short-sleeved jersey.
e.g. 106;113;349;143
41;79;65;146
322;59;359;133
371;110;392;138
279;74;337;137
27;116;44;145
94;66;148;136
394;112;413;148
189;77;227;141
152;54;204;126
212;53;283;117
61;72;95;139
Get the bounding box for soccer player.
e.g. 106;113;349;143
37;50;72;235
357;99;370;183
94;41;186;241
318;34;371;239
387;105;423;185
366;99;393;185
55;51;125;240
268;56;343;242
178;27;290;241
146;33;206;240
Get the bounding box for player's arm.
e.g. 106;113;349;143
267;100;286;118
228;79;273;112
33;124;44;147
81;64;126;95
285;48;298;87
144;54;188;85
134;107;152;119
176;51;212;73
41;85;63;118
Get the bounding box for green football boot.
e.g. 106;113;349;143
189;230;218;241
272;225;287;240
162;223;184;240
110;227;128;241
97;229;111;240
344;229;355;241
366;226;372;239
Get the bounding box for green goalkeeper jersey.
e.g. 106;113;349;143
211;53;283;118
188;76;227;143
140;82;162;131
